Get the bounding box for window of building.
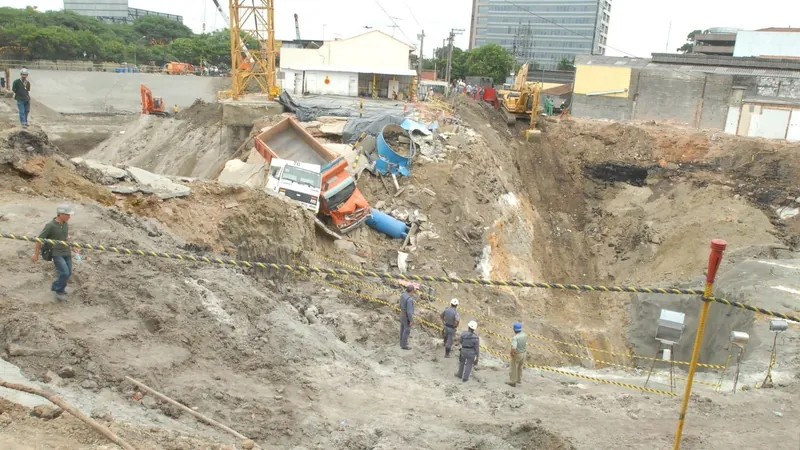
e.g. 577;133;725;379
477;17;487;24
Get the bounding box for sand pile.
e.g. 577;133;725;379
84;102;249;179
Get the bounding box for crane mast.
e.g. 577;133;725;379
214;0;277;100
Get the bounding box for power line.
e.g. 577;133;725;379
374;0;415;46
403;0;423;32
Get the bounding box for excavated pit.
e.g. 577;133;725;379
0;98;798;449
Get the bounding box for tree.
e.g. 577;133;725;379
465;43;514;83
557;57;575;71
676;29;703;53
133;15;192;44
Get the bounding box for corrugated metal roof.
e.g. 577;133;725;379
575;54;651;68
282;66;417;76
646;63;800;79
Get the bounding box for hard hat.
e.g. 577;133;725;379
450;298;459;306
513;322;523;331
468;320;477;330
20;68;29;75
56;204;74;215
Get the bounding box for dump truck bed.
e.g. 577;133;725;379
255;117;338;166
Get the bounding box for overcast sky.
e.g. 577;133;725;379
2;0;799;59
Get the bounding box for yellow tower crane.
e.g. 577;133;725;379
214;0;279;100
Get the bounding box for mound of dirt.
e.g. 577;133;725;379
83;102;248;179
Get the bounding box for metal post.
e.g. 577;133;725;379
673;239;727;450
417;30;425;81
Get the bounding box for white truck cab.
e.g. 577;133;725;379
266;159;322;213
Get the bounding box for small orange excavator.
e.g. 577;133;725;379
140;84;170;117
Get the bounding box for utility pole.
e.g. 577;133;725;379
445;28;464;85
417;30;425;80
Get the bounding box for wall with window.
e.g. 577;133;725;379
472;0;604;69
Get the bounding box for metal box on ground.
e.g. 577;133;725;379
655;309;686;345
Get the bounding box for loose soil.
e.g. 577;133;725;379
0;98;797;449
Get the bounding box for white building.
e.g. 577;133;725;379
733;29;800;58
280;30;417;99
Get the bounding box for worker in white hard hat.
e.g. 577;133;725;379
455;320;480;382
32;204;77;300
12;68;31;128
440;298;461;358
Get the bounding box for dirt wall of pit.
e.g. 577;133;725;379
24;70;229;114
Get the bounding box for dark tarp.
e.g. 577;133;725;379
277;91;356;122
341;114;405;144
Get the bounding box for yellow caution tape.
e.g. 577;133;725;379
306;252;728;370
5;233;795;322
311;271;676;396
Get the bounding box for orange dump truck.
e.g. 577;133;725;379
254;118;371;233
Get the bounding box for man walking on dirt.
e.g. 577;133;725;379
440;298;460;357
506;322;527;387
399;284;416;350
455;321;480;382
12;68;31;128
31;204;76;300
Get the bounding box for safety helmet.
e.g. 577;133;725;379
20;68;29;75
468;320;477;330
450;298;459;306
513;322;523;331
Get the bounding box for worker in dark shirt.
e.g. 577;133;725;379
12;68;31;128
32;204;77;300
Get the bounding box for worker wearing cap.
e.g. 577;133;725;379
12;68;31;128
455;321;480;382
440;298;460;358
399;284;416;350
506;322;527;387
31;204;77;300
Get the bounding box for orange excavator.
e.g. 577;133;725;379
140;84;170;117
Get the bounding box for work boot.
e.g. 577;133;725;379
505;381;517;387
445;349;451;358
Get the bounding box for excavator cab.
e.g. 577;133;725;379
140;84;169;117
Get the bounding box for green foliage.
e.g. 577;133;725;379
557;57;575;71
465;44;514;83
133;15;193;43
0;6;228;65
422;44;514;82
677;29;704;53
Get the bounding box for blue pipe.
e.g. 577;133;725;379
366;209;410;239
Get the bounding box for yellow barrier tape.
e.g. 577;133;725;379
307;251;727;371
307;271;676;397
7;233;795;322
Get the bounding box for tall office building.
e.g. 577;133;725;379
469;0;611;70
63;0;183;25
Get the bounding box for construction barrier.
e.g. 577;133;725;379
307;263;726;393
306;251;729;370
3;234;797;322
314;272;677;397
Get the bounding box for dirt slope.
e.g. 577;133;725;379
84;102;250;179
0;103;797;449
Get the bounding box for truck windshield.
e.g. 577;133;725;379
282;165;321;189
325;180;356;210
